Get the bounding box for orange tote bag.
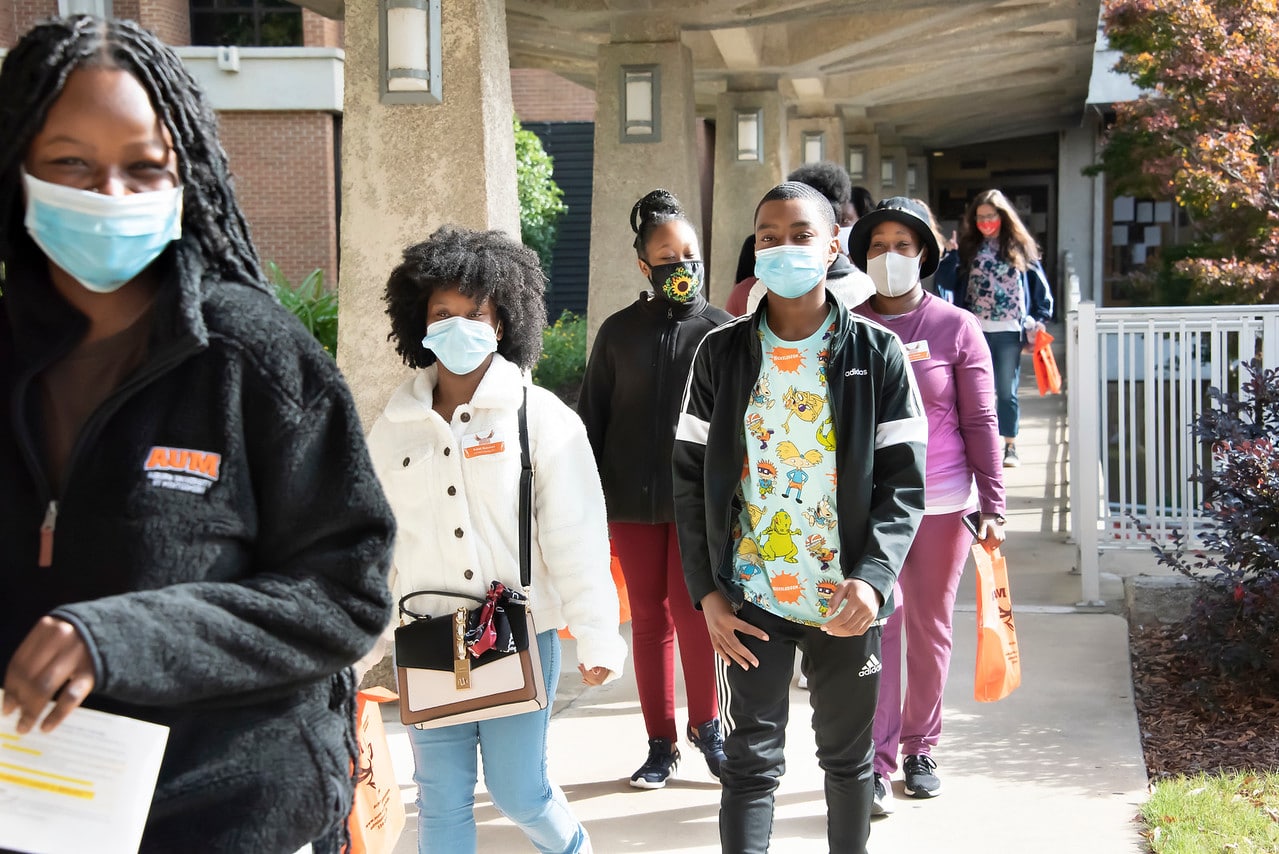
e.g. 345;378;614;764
1032;329;1062;396
348;687;406;854
972;544;1021;702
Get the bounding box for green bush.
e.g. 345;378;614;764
268;262;337;357
533;310;585;403
514;116;566;274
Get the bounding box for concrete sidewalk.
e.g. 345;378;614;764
384;340;1151;852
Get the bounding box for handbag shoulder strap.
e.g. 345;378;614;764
518;386;532;590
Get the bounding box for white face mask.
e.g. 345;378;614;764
866;251;923;299
837;225;853;256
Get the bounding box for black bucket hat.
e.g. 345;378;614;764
848;196;941;279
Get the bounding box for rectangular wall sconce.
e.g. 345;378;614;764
379;0;441;105
907;165;918;195
736;110;762;162
881;157;896;188
802;131;824;164
847;145;866;181
621;66;661;142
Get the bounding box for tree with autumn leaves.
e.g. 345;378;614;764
1096;0;1279;303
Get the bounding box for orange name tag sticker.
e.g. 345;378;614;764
905;339;931;362
462;428;506;458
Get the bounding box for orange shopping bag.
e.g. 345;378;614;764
1032;329;1062;395
559;544;632;639
348;687;406;854
972;544;1021;702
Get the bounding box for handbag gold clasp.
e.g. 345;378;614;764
453;607;471;689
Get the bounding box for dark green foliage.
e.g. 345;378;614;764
268;262;337;357
1148;360;1279;684
514;116;566;275
532;310;585;404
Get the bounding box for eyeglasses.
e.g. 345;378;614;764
975;213;1001;223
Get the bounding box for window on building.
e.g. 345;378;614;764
190;0;303;47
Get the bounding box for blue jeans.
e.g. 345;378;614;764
985;331;1023;439
407;629;589;854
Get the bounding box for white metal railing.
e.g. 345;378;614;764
1068;302;1279;603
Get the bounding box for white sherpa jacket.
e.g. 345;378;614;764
367;354;627;681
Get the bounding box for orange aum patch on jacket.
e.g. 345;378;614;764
144;446;222;495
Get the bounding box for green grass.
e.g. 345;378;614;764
1143;772;1279;853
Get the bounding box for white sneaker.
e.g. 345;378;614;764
797;673;809;689
872;773;894;815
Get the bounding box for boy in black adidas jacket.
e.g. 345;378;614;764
672;182;926;853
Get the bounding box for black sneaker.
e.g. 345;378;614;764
687;719;727;779
630;738;679;789
902;753;941;798
1003;443;1020;467
871;772;894;816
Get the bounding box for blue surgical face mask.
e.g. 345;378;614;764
754;245;827;300
23;170;183;294
422;315;499;375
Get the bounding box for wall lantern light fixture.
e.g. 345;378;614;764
802;131;824;164
380;0;442;105
736;110;762;162
621;66;661;142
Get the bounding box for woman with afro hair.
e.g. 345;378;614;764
367;225;627;854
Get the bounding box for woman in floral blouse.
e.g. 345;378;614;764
939;189;1052;467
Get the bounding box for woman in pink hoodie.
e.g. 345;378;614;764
849;197;1006;814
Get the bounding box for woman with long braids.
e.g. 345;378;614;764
0;17;395;852
578;189;730;788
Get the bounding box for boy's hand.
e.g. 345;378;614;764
701;591;768;669
977;514;1006;550
578;665;611;686
821;579;882;637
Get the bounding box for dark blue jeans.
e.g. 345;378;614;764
985;331;1023;439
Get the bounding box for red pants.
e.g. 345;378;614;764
610;521;720;741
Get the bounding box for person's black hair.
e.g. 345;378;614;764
630;188;693;259
754;181;837;232
851;186;875;219
734;233;756;284
385;226;547;371
0;16;264;289
786;162;851;225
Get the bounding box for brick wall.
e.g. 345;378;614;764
512;68;596;122
302;9;340;48
137;0;189;45
1;0;17;47
218;111;339;288
11;0;56;44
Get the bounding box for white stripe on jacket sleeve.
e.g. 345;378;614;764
875;415;928;449
676;412;711;445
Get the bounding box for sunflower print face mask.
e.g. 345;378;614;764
648;260;704;304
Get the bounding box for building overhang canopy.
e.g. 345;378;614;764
296;0;1103;148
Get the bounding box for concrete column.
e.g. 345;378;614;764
880;143;909;199
586;35;702;344
337;0;520;425
1059;123;1100;305
709;84;786;310
842;131;880;199
787;114;844;170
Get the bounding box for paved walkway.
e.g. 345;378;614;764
384;331;1151;852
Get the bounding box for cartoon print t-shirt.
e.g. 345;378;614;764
733;307;843;626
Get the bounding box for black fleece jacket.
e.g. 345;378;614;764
671;290;927;621
0;248;395;853
578;290;730;524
